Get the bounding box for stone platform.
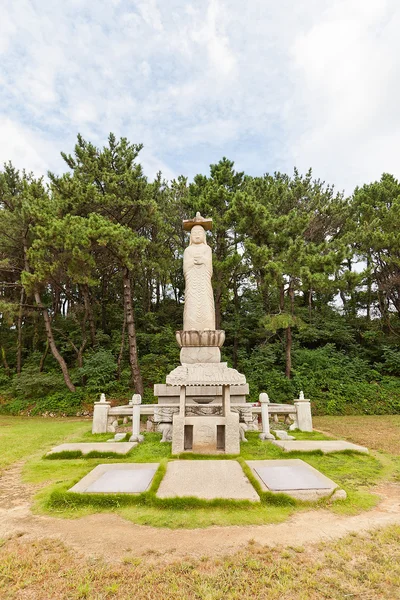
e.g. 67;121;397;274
157;460;260;501
247;459;342;501
272;440;368;454
69;463;159;493
47;442;137;456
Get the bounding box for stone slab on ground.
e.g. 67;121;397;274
47;442;137;456
69;463;159;494
272;440;368;453
247;459;339;501
157;460;260;501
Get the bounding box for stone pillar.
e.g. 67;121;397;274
225;412;240;454
172;415;185;454
92;393;111;433
179;385;186;416
294;391;313;432
259;392;275;440
222;384;231;416
129;394;144;442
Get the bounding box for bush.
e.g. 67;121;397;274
30;391;86;416
12;365;65;399
78;349;117;393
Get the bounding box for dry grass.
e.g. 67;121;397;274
314;415;400;454
1;526;400;599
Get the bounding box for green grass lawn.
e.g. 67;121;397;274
0;416;89;472
1;415;399;528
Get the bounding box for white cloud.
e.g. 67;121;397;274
0;0;399;190
287;0;400;191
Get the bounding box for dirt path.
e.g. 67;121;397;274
1;463;400;563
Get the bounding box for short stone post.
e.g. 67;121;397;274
92;393;111;433
293;390;313;432
259;392;275;440
129;394;144;442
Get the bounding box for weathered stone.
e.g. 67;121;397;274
154;406;179;423
131;393;142;443
92;396;110;434
182;223;215;331
47;442;137;456
129;434;144;443
247;459;340;501
176;330;225;348
69;463;159;494
180;346;221;364
259;392;275;441
157;423;173;442
274;430;295;441
294;394;313;432
166;363;246;386
157;460;260;501
272;440;369;453
113;433;126;441
171;415;185;454
331;489;347;501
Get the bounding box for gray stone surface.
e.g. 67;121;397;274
157;460;260;501
274;430;295;440
47;442;137;456
69;463;159;493
247;459;340;501
113;433;126;441
272;440;369;453
294;398;313;432
92;400;110;434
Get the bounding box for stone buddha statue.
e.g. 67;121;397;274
183;224;215;331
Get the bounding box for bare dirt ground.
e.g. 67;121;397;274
1;462;400;564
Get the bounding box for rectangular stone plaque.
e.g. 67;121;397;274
254;464;333;491
84;468;157;493
69;463;159;494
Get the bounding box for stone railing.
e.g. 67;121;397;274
92;391;312;435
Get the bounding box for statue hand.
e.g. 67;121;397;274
193;257;203;265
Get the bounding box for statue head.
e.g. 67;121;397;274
190;225;207;245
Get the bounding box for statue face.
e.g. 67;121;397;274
190;225;206;244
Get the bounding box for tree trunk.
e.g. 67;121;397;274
285;280;295;379
285;326;292;379
123;268;144;395
39;341;49;372
366;255;371;321
117;309;127;381
82;284;96;346
101;276;108;334
232;278;239;368
34;289;76;392
1;347;11;378
16;286;24;374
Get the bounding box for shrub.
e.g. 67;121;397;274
12;365;65;399
78;349;117;393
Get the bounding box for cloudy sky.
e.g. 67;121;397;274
1;0;399;192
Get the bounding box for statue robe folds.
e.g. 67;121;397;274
183;244;215;331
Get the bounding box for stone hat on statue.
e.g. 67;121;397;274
183;212;213;231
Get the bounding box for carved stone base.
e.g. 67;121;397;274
180;346;221;363
166;362;246;386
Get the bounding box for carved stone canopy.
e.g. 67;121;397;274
183;212;212;232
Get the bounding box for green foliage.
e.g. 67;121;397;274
1;143;400;416
12;365;65;399
291;345;400;415
78;349;117;393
